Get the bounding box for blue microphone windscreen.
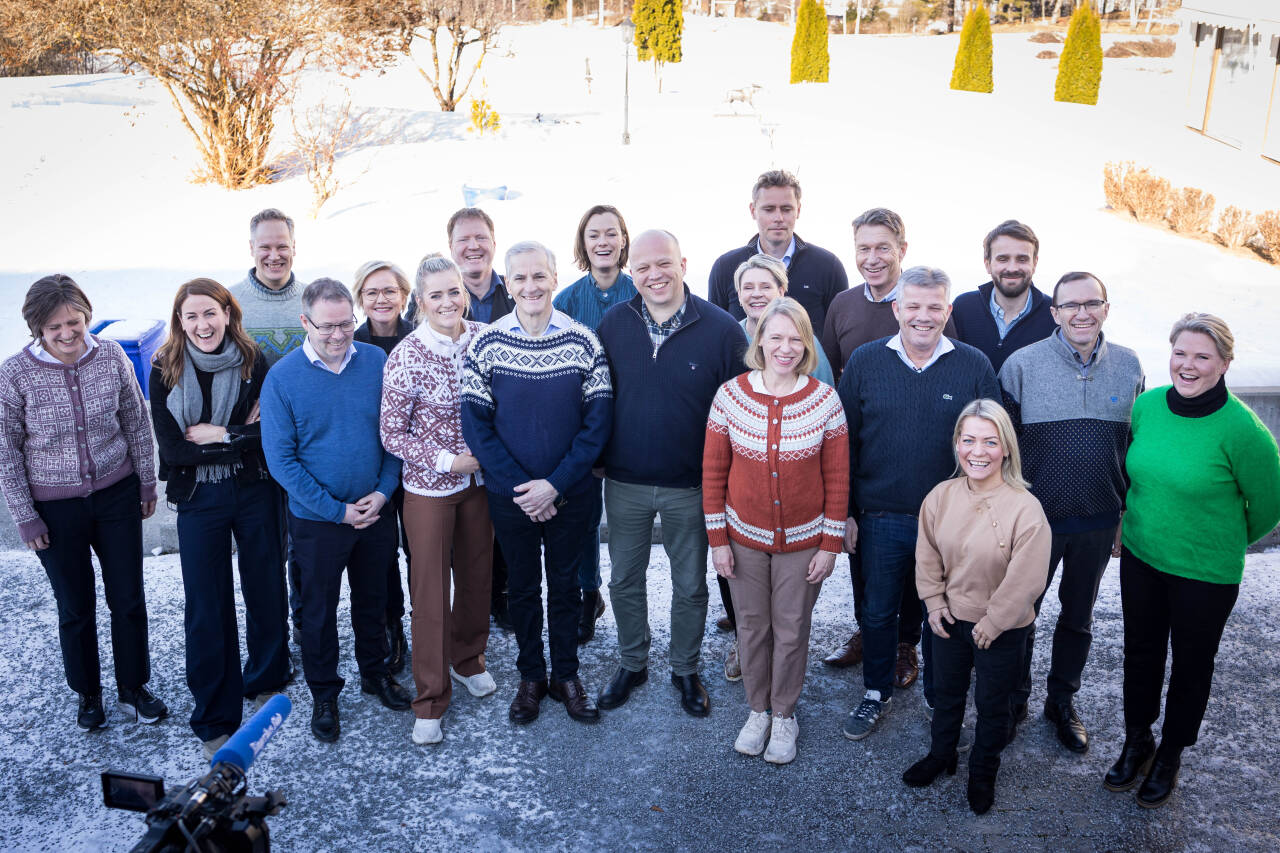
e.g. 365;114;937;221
211;694;292;771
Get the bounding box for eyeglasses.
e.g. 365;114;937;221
362;288;402;302
1053;300;1107;313
306;316;356;335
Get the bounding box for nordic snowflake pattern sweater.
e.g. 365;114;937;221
0;338;158;541
703;373;849;554
460;318;613;499
380;321;485;498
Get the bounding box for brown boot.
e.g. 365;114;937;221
894;642;919;688
822;632;863;668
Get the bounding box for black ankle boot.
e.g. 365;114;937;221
902;752;958;788
1103;727;1156;792
1136;743;1182;809
967;768;997;815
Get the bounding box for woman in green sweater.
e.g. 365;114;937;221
1107;313;1280;809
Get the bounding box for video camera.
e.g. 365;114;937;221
102;694;291;853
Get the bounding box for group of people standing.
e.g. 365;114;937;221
2;169;1277;817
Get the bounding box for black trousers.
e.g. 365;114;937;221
177;477;290;741
288;509;395;701
929;618;1029;775
1120;547;1238;749
1012;525;1116;711
488;493;589;683
34;474;150;696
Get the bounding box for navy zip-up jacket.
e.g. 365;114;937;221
707;233;849;336
596;289;748;488
950;281;1057;374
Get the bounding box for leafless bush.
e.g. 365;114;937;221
1167;188;1215;236
1029;31;1062;44
1102;161;1171;222
1037;50;1059;59
1214;206;1256;250
1258;211;1280;264
286;97;372;217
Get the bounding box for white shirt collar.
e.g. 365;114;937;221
493;309;574;337
886;333;954;373
747;369;808;396
416;321;473;357
29;334;98;364
302;337;357;374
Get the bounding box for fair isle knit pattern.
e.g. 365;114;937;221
461;322;612;498
703;373;849;554
380;322;483;498
0;338;157;541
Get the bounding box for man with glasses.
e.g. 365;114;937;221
999;272;1144;753
260;279;412;742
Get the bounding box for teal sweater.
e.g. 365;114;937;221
1122;387;1280;585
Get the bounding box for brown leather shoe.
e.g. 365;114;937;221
822;632;863;668
894;642;919;689
548;678;600;722
508;680;548;724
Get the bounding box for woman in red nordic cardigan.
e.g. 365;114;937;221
702;296;849;765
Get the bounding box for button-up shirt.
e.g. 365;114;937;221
302;338;356;374
989;289;1033;340
493;309;570;337
469;273;502;324
640;296;688;354
29;335;98;364
886;332;954;373
1053;328;1103;379
864;281;899;303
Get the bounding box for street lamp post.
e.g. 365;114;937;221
621;19;635;145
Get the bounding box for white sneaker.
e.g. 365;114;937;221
734;710;771;756
412;717;443;745
764;715;799;765
450;666;497;698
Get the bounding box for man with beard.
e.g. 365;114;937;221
951;221;1056;374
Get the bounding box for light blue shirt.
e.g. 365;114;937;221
302;337;356;374
864;281;899;303
989;289;1033;340
1052;327;1104;379
493;309;572;337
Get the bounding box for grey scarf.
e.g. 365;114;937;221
166;340;244;483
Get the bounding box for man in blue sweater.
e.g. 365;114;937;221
1000;272;1144;753
707;170;849;336
837;267;999;741
596;230;748;718
260;279;410;742
950;220;1056;375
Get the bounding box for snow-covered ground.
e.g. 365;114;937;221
2;19;1279;385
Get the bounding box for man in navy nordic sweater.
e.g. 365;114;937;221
596;230;748;718
260;279;410;742
707;170;848;336
950;220;1056;375
837;267;999;741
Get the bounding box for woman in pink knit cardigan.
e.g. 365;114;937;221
702;297;849;765
380;255;495;747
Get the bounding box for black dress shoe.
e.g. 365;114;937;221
361;673;413;711
384;620;407;674
577;590;606;645
967;769;997;815
1044;699;1089;753
508;680;548;724
548;678;600;722
77;692;107;732
491;594;514;633
1136;746;1181;809
598;667;648;710
902;752;958;787
1104;728;1156;792
311;700;340;742
671;673;710;718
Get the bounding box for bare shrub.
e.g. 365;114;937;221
1029;31;1063;43
1104;38;1175;58
286;97;371;218
1167;188;1215;236
1215;206;1256;250
1258;211;1280;264
1128;171;1172;222
1037;50;1059;59
1102;161;1129;211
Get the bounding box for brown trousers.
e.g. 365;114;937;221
403;484;493;719
727;542;823;718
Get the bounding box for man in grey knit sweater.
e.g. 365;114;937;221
229;208;307;369
999;271;1144;754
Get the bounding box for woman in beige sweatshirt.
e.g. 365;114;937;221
902;399;1051;815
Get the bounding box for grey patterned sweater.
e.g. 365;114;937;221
229;270;307;369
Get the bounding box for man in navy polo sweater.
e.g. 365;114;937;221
596;230;748;718
950;220;1056;375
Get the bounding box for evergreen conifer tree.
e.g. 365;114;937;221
1055;2;1102;105
950;1;993;93
790;0;830;84
632;0;682;92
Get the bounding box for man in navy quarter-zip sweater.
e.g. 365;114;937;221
595;229;748;719
950;220;1056;375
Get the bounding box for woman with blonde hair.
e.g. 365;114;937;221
904;398;1051;815
703;296;849;764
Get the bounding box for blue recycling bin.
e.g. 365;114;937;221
91;319;167;399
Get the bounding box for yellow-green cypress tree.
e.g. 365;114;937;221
950;1;993;93
1055;2;1102;105
633;0;682;91
790;0;829;84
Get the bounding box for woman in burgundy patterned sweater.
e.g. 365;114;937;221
0;275;168;732
379;254;494;746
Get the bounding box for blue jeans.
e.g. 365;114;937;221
857;511;925;699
